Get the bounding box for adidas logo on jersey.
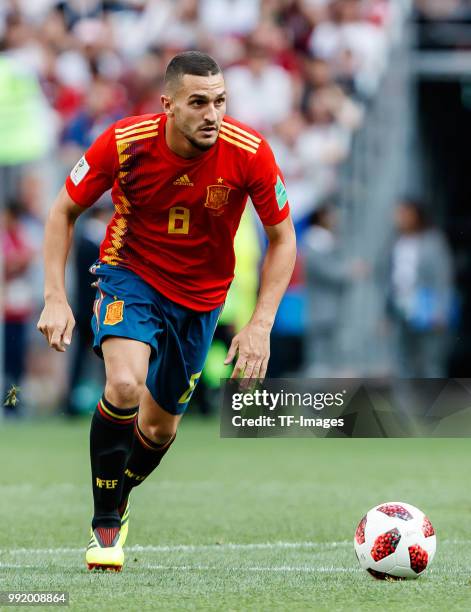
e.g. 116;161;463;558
173;174;194;186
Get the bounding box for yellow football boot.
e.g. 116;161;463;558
86;526;124;572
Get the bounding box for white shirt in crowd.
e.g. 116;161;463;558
225;63;294;131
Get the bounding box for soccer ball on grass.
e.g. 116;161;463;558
354;502;436;580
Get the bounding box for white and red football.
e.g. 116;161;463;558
354;502;436;580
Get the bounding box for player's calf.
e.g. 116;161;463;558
119;421;176;509
90;396;138;529
87;395;138;571
139;420;177;446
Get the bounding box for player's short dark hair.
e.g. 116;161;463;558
165;51;221;91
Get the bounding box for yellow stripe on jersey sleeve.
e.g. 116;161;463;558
115;124;160;140
218;132;258;154
115;118;160;134
115;130;159;145
220;125;261;149
221;121;261;143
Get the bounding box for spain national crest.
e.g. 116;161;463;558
104;300;124;325
204;185;231;215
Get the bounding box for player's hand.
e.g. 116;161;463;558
224;322;270;382
37;299;75;352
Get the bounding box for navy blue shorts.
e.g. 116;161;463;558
90;263;222;415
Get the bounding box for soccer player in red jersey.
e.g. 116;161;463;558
37;51;296;571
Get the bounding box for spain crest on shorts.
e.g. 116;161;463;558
104;300;124;325
204;184;231;215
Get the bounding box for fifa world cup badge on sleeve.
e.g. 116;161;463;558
104;300;124;325
275;175;288;210
70;155;90;186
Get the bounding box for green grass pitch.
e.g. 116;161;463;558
0;416;469;611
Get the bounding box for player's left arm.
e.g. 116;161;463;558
224;216;296;380
225;139;296;380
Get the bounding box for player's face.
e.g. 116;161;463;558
168;73;226;151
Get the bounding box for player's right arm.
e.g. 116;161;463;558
224;137;295;381
38;124;118;352
37;187;86;352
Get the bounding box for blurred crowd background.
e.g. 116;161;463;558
1;0;470;416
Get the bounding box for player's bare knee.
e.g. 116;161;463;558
105;375;145;407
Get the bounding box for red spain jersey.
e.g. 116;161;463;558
65;113;290;311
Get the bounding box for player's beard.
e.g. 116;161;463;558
180;122;219;151
185;130;218;151
189;139;213;151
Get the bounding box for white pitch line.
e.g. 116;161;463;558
143;565;357;573
0;562;356;573
0;564;40;569
0;539;462;556
130;541;352;553
0;541;350;555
